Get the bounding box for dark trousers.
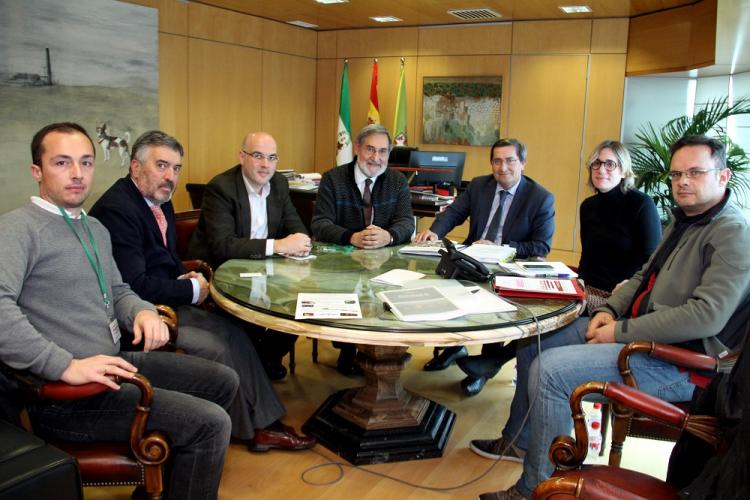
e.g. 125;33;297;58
28;351;239;500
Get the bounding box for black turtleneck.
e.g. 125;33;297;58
578;187;662;291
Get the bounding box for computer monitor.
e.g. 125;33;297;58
388;146;417;167
406;151;465;190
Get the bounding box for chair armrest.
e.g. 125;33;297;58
1;363;171;469
548;381;719;470
155;304;178;351
182;259;213;282
618;341;728;389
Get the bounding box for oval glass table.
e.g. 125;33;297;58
211;243;583;465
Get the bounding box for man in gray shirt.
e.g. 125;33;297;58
0;122;239;499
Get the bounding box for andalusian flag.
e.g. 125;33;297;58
336;60;353;166
392;58;407;145
367;59;380;125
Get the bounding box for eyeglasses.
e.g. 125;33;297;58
242;150;279;163
363;145;390;157
491;157;519;167
667;168;722;181
589;159;619;171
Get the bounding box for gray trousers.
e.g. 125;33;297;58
176;305;286;439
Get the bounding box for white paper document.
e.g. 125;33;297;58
378;282;516;322
460;243;516;264
498;261;578;278
295;293;362;319
370;269;426;286
398;240;466;257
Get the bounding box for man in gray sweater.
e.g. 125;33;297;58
0;122;239;500
477;135;750;500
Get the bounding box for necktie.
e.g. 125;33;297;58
484;190;508;243
363;178;373;225
150;205;168;247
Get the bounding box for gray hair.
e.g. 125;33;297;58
130;130;184;166
355;124;392;150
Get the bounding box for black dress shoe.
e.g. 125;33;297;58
423;346;468;371
461;375;487;397
456;350;515;379
263;360;287;381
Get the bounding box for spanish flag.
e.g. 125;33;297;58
336;60;353;166
392;58;407;145
367;59;380;125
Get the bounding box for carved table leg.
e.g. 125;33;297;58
303;344;456;464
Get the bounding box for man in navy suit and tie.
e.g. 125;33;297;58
91;130;315;453
414;138;555;395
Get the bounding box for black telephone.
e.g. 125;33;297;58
435;238;491;282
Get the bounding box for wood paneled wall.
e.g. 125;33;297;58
317;18;629;261
123;0;317;211
125;1;629;261
626;0;717;76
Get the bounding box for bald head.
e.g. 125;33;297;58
239;131;279;191
242;131;276;152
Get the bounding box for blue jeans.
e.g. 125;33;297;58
506;318;695;497
29;351;239;500
502;318;590;450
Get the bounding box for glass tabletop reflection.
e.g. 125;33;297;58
212;242;578;335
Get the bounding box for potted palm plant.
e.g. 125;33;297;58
631;95;750;220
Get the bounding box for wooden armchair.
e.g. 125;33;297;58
533;380;721;499
0;306;179;499
1;368;170;500
608;340;737;466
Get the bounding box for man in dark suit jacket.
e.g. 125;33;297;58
91;130;314;453
187;133;310;265
187;131;311;378
415;138;555;396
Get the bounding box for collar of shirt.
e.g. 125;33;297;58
353;164;382;195
31;196;85;219
242;174;271;200
496;178;521;198
130;177;159;208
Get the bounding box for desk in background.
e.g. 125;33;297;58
289;186;449;233
210;243;582;464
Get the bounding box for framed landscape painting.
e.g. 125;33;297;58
422;76;502;146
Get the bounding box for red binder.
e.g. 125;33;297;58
493;276;586;300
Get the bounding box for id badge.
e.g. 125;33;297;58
109;319;122;344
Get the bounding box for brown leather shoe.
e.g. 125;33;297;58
248;425;316;452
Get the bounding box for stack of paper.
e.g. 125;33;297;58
460;243;517;264
398;240;466;257
498;261;578;278
378;281;516;322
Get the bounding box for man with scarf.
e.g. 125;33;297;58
475;135;750;500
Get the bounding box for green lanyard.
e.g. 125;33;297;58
59;207;111;310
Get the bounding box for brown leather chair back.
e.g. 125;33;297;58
174;209;200;260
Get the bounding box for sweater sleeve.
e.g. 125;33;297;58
0;216;73;379
613;216;750;345
311;171;354;245
385;172;416;245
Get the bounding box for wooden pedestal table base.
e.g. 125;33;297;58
302;345;455;465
